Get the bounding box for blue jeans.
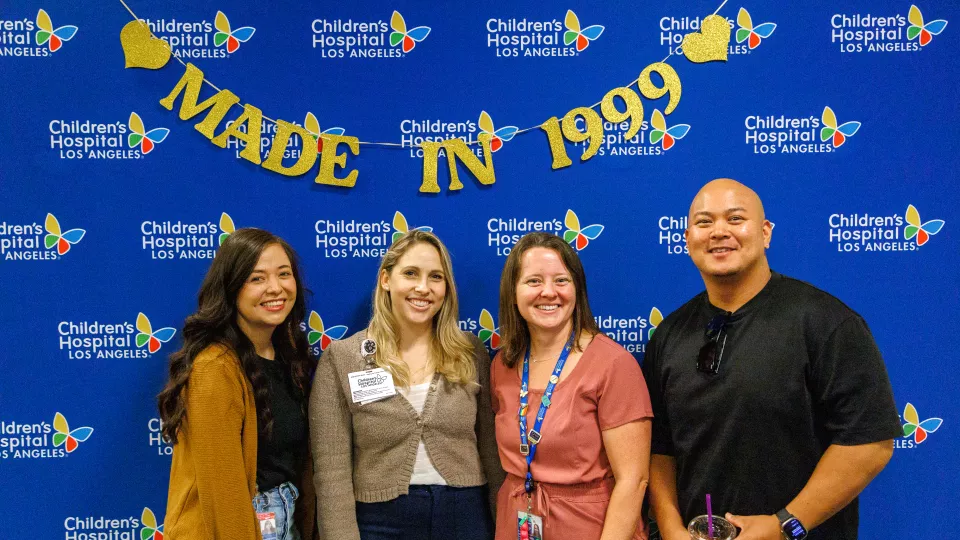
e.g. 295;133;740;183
356;484;493;540
252;482;301;540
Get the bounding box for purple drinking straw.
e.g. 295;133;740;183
706;494;715;538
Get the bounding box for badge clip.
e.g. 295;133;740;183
520;443;529;455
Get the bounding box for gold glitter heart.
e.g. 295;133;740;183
120;20;171;69
681;14;730;63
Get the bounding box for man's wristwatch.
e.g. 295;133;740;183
776;509;808;540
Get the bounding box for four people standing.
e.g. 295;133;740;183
161;181;901;540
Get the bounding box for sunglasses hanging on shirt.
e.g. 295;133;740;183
697;313;731;375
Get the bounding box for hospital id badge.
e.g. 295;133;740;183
348;368;396;404
518;511;544;540
257;511;278;540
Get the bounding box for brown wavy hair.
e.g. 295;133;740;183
157;228;316;444
498;232;600;367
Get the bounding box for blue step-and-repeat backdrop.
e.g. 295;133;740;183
1;0;957;538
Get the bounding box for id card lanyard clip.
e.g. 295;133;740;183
518;332;575;496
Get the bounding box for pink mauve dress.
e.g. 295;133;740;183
491;334;653;540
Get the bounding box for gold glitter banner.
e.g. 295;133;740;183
118;0;730;192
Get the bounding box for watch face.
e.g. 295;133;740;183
782;518;807;540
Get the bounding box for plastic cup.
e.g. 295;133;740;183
687;515;738;540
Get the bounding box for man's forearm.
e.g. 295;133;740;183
786;440;894;530
649;454;688;540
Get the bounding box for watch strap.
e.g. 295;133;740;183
775;508;793;524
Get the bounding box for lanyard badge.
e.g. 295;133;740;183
518;333;575;493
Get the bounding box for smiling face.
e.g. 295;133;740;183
235;243;297;339
381;242;447;331
515;247;576;337
685;179;772;282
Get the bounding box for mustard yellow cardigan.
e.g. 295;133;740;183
164;344;317;539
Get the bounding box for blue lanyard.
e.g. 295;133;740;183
518;333;575;493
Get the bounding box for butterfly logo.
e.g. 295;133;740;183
563;209;604;251
478;111;518;153
904;205;944;246
820;107;860;148
735;8;776;50
392;211;433;243
307;312;348;351
389;11;431;53
52;412;93;453
304;112;346;154
907;5;947;47
35;9;77;52
563;10;604;52
136;313;177;354
219;212;235;246
128;112;170;155
648;307;663;341
140;507;164;540
213;11;255;54
44;213;85;256
902;403;942;444
478;309;501;350
650;109;690;151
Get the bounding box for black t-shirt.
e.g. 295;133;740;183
256;356;307;491
642;272;903;539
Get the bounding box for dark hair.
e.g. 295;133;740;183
498;232;600;367
157;228;316;444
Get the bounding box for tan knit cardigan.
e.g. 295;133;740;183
309;331;504;540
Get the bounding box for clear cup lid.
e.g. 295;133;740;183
687;514;738;540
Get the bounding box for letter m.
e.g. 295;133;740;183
159;63;240;139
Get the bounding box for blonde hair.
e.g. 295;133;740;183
367;230;476;387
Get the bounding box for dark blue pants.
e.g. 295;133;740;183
357;484;494;540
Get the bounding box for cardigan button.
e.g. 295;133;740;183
416;418;423;427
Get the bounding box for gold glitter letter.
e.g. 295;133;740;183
638;62;682;115
315;134;360;188
210;104;264;164
601;87;644;140
262;120;318;177
561;107;603;162
159;63;240;139
541;117;572;170
419;135;496;193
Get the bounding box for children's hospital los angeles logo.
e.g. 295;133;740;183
0;9;77;57
897;402;943;449
303;311;349;355
140;212;235;261
745;106;860;154
831;4;947;53
141;10;254;59
312;10;430;58
485;209;603;256
461;309;502;352
60;507;163;540
593;307;662;353
0;412;93;459
659;7;776;58
487;10;603;57
50;111;168;160
58;313;177;359
828;204;944;253
315;211;431;258
0;213;85;261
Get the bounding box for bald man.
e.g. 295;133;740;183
642;180;902;540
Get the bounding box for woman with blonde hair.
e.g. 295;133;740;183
311;230;503;540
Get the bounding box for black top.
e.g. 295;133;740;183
256;356;306;491
642;272;903;539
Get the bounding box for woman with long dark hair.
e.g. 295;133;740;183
158;228;317;540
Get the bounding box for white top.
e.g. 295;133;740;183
399;380;447;485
